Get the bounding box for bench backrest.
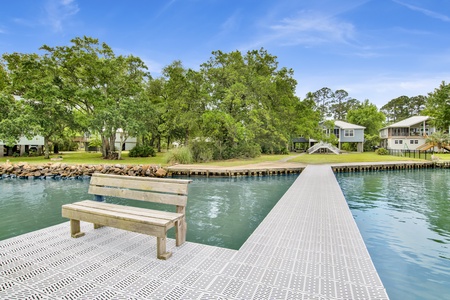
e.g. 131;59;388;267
88;173;192;208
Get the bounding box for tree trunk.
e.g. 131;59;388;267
44;136;50;159
184;128;189;146
101;134;109;158
54;144;59;154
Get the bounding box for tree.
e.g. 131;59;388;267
347;100;386;150
381;95;425;123
160;61;206;148
40;36;149;159
424;81;450;131
2;52;75;158
199;48;303;157
426;132;449;152
329;89;360;120
312;87;334;121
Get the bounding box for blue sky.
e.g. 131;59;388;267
1;0;449;108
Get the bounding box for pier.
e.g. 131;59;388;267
0;165;388;299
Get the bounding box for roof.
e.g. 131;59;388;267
383;116;431;128
334;120;366;130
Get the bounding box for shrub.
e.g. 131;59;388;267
165;147;193;164
375;147;389;155
190;140;213;163
129;145;156;157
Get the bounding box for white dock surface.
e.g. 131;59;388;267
0;165;388;299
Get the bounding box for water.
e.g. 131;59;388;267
0;175;297;250
336;169;450;300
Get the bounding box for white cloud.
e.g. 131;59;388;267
241;9;357;51
295;72;450;107
44;0;80;32
220;11;241;34
270;10;356;46
393;0;450;22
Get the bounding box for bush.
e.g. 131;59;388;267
129;145;156;157
375;148;389;155
190;140;213;163
165;147;193;164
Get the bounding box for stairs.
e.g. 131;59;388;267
307;141;340;155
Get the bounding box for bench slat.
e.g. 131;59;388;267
62;203;173;226
62;206;168;237
74;200;183;220
90;174;191;195
88;186;188;206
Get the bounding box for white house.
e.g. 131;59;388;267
379;116;435;150
0;136;45;157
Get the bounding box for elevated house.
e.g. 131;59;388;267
379;116;435;150
0;136;45;157
324;120;366;152
294;120;366;153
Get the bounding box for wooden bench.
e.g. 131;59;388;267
62;173;192;260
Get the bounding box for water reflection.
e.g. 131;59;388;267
336;169;450;300
0;175;297;250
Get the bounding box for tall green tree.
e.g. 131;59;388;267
347;100;386;150
2;52;75;158
424;81;450;131
199;48;303;157
40;36;149;159
160;61;206;148
381;95;425;123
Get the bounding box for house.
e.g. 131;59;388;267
325;120;366;152
0;136;45;157
379;116;435;150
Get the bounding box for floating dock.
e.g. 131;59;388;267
0;165;389;299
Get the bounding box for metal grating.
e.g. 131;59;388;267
0;165;389;299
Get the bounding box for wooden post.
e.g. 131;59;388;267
175;206;187;246
157;237;172;260
70;219;85;238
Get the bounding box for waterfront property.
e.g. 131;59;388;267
332;120;366;152
0;165;388;299
379;116;435;150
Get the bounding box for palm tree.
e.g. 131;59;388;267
426;131;450;152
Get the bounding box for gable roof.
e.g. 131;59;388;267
383;116;431;128
334;120;366;130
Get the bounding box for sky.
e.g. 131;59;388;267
1;0;450;108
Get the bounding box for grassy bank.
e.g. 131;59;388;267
0;151;434;167
0;151;167;166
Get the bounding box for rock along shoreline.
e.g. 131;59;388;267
0;161;167;179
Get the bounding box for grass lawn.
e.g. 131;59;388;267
434;153;450;161
0;151;433;167
0;151;168;166
288;152;427;164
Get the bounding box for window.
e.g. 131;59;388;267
415;140;419;144
410;140;414;144
344;129;354;137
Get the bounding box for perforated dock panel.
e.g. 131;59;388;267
0;165;388;299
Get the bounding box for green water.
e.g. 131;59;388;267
0;175;297;250
336;169;450;300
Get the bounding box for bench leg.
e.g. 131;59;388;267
157;237;172;260
94;224;104;229
70;219;85;238
175;218;187;247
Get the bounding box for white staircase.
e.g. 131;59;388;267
307;141;340;154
